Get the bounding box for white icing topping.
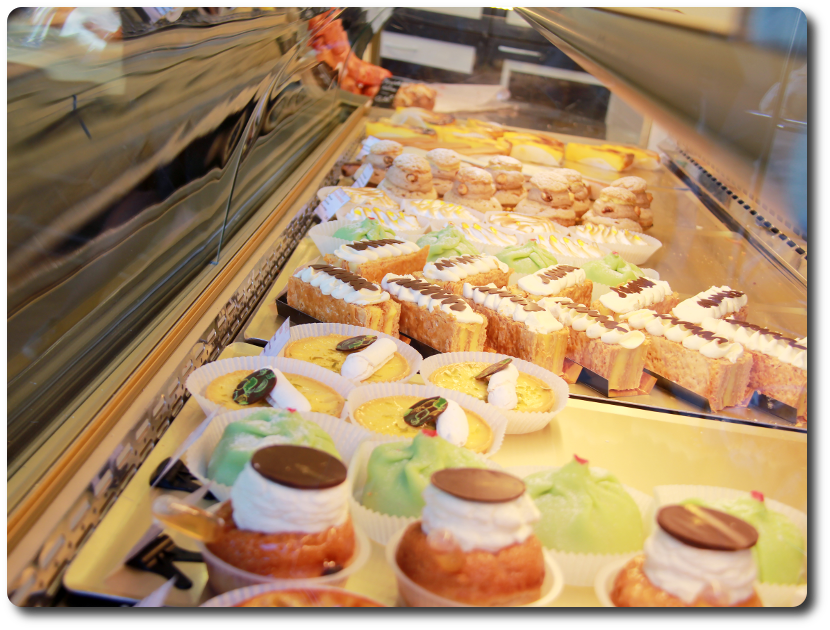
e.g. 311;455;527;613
381;274;484;324
462;283;563;334
435;399;469;447
230;460;348;534
332;239;420;264
539;297;645;348
518;264;586;297
423;254;508;282
672;286;747;323
344;206;421;231
266;367;312;412
487;363;519;410
700;317;806;370
599;278;673;314
420;484;540;553
622;310;743;362
340;337;398;382
643;527;757;606
294;266;390;305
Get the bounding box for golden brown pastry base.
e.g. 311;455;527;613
287;276;401;336
394;298;487;353
747;351;807;420
396;522;544;607
512;280;594;307
592;292;680;320
644;336;753;411
469;302;569;375
324;247;429;285
611;555;762;607
415;268;511;296
568;331;649;391
236;590;383;607
207;502;356;579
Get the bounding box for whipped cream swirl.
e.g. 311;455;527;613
333;238;420;264
421;484;540;553
700;317;806;370
540;297;645;348
518;264;586;297
435;398;469;447
622;310;743;362
230;460;349;534
340;337;398;381
487;363;519;410
599;277;673;314
294;264;389;305
424;254;508;282
672;286;747;323
643;527;757;606
463;283;563;334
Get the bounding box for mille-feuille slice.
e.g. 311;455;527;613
324;238;430;284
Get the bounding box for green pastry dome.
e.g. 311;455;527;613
581;253;644;287
207;410;339;487
495;241;558;275
332;218;396;241
416;226;481;262
525;456;644;554
361;431;488;517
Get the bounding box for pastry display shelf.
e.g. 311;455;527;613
62;343;806;607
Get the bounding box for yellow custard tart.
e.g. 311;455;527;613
205;369;345;416
427;362;555;413
282;334;410;383
352;395;494;453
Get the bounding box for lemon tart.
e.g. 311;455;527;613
427;362;556;413
283;334;410;383
352;395;494;453
205;369;345;416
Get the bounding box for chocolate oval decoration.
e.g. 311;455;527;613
232;368;277;405
335;335;377;353
431;468;525;503
656;504;758;551
404;396;448;428
250;444;347;490
474;358;512;381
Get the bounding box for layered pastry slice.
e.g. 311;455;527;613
564;143;634;172
324;238;429;284
381;273;487;352
622;310;752;411
673;286;748;324
539;297;648;391
701;318;807;420
517;264;593;306
593;277;679;319
504;131;565;167
288;263;401;335
420;254;511;295
601;144;662;170
461;283;569;375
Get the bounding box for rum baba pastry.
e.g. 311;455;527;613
425;148;461;197
611;176;654;229
582;186;644;232
395;468;545;606
287;263;401;336
593;276;679;319
621;310;751;411
377;154;438;201
365;139;403;186
324;238;429;284
515;173;576;227
207;445;356;579
420;254;511;295
539;298;648;391
461;283;569;375
517;264;593;305
443;165;503;214
381;273;487;352
700;318;807;419
486;155;527;208
672;285;748;324
610;504;763;607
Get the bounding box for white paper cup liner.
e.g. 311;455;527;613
347;439;501;546
344;382;507;458
508;465;653;587
652;483;807;598
308;218;424;255
564;232;662;266
196;505;371;595
419;352;569;434
278;322;423;385
589;267;661;303
385;526;564;607
183;408;375;502
200;584;387;607
185;356;356;418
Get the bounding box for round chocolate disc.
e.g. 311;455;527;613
404;396;447;428
474;358;512;381
431;468;525;503
335;335;377;352
250;445;347;490
232;368;277;405
656;504;758;551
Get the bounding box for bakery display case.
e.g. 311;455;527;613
7;7;807;609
